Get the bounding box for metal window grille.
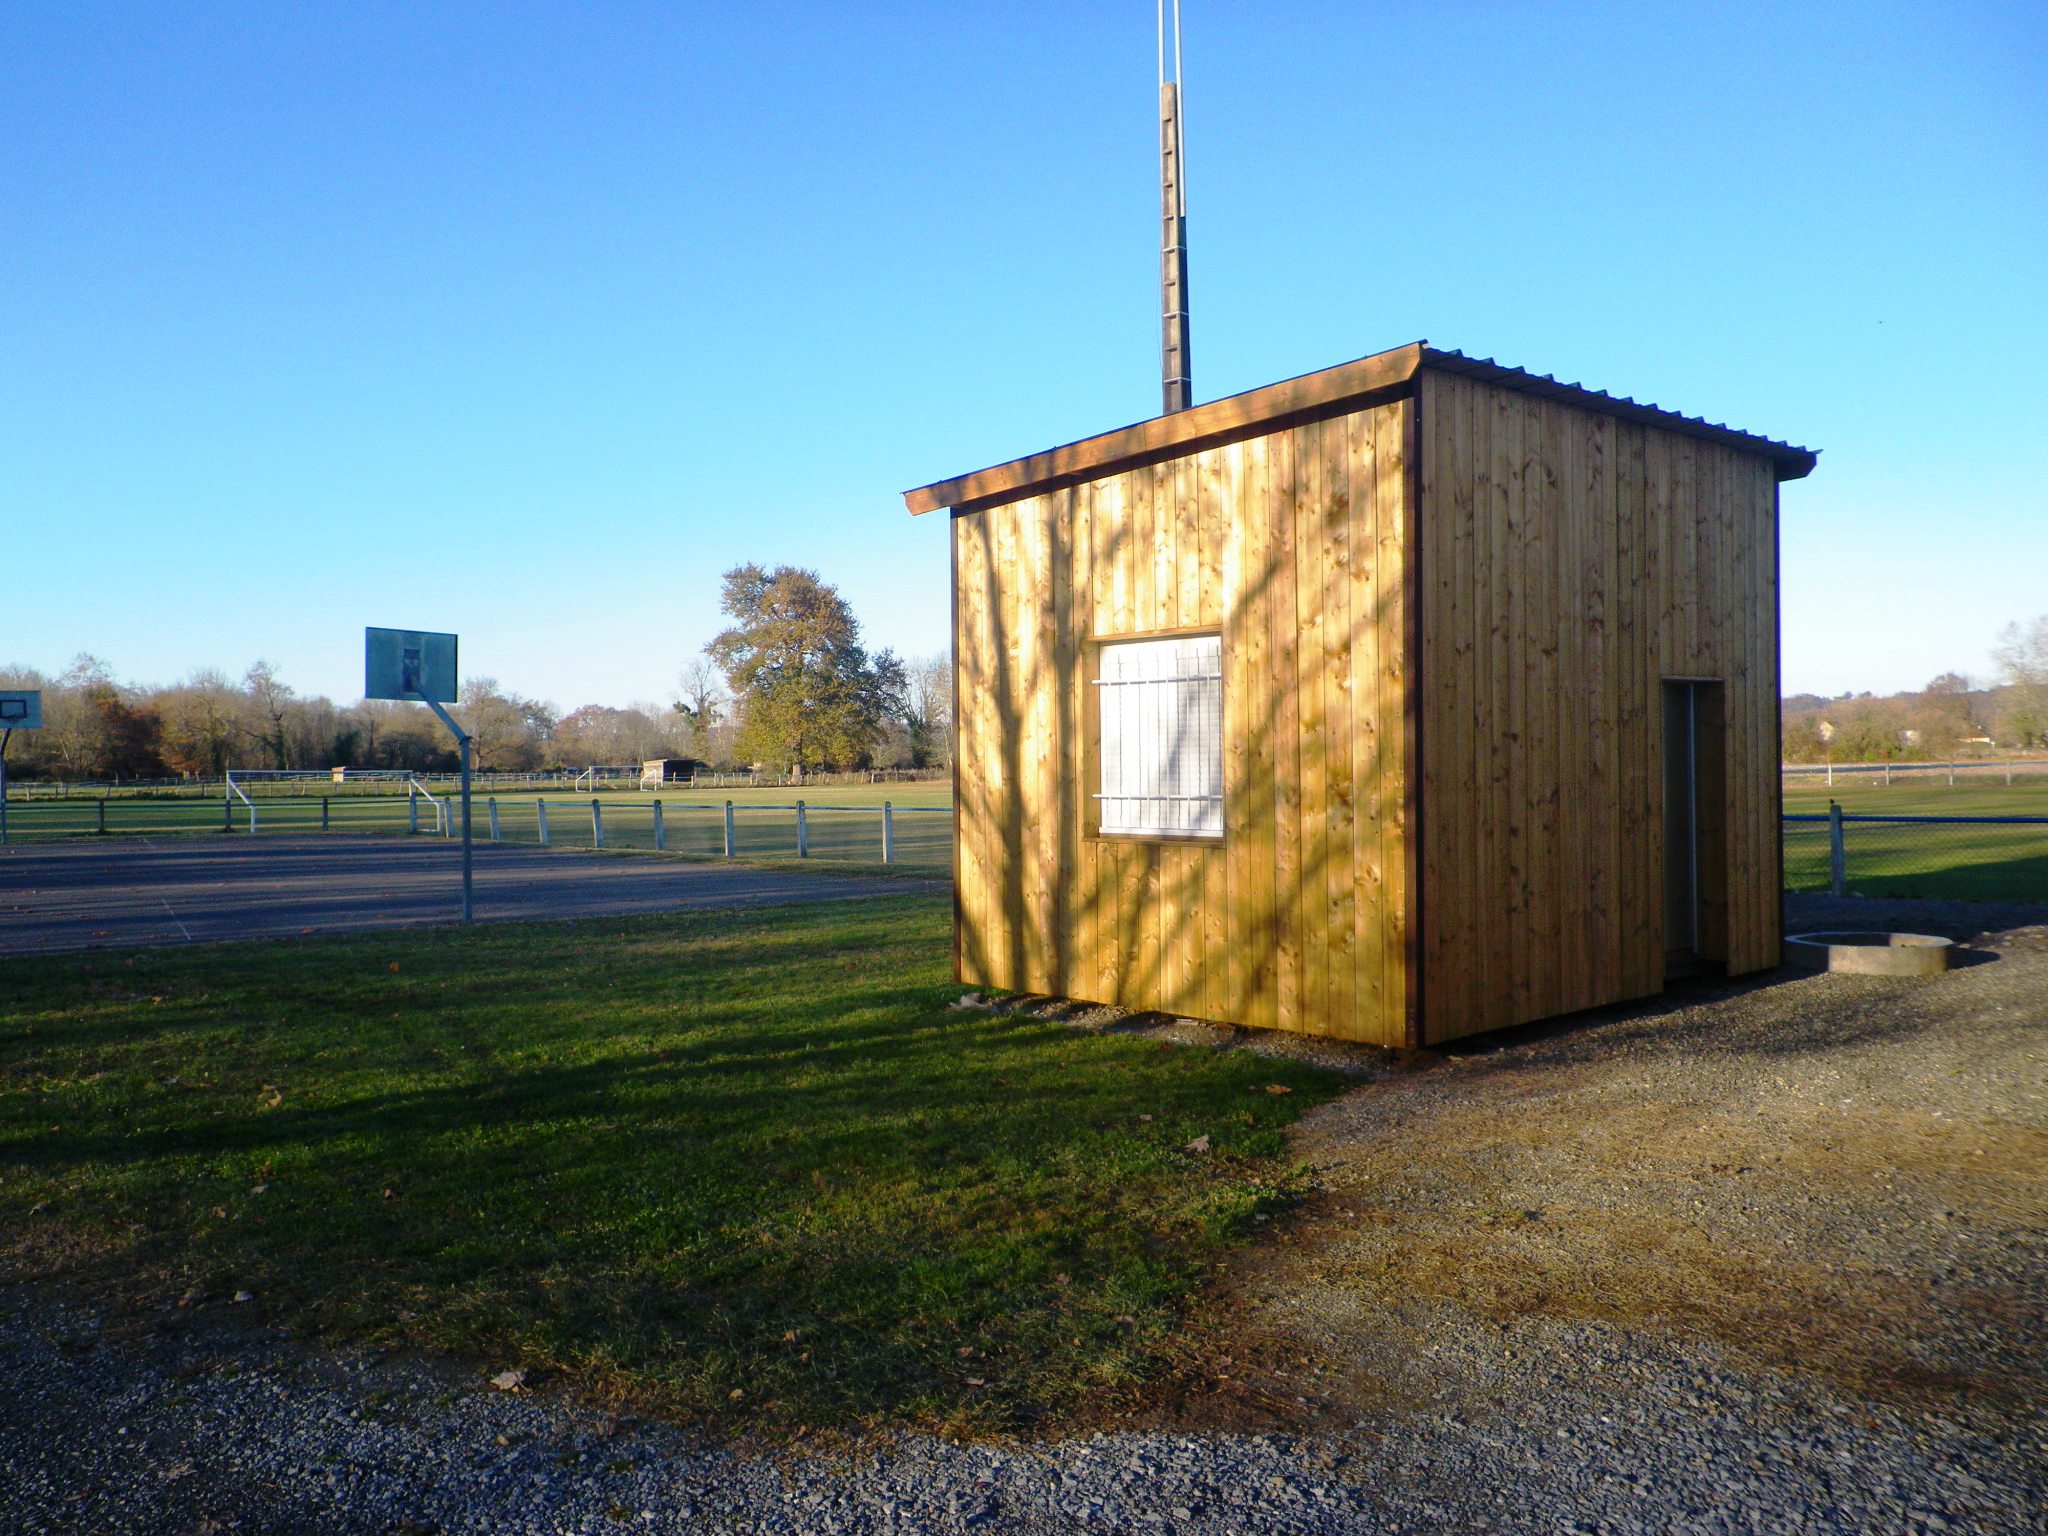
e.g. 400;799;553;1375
1094;634;1223;837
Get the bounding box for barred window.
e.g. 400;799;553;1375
1094;633;1223;838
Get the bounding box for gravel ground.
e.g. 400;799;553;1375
4;895;2043;1535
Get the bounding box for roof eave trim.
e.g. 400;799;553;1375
902;341;1427;515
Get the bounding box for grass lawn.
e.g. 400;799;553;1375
1781;775;2048;817
0;896;1344;1432
1781;776;2048;901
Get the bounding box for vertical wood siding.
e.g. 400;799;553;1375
952;398;1415;1045
1417;371;1781;1043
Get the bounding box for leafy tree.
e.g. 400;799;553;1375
707;565;904;777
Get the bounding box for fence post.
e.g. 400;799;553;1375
653;799;665;852
1948;761;1955;788
99;797;107;835
537;799;549;847
409;785;420;835
223;795;232;832
1828;799;1846;897
591;800;605;849
796;800;808;858
1884;758;1891;788
489;798;501;842
321;796;330;831
882;801;894;864
723;800;735;858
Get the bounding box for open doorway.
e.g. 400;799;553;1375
1662;679;1727;978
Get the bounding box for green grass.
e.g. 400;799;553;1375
1782;775;2048;901
1782;775;2048;818
0;897;1344;1431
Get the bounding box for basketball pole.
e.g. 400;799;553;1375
1;729;11;845
420;697;474;924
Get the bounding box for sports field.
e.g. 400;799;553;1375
1781;774;2048;901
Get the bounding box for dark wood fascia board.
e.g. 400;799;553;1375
903;339;1817;518
904;343;1428;516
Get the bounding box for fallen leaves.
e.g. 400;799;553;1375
489;1369;527;1392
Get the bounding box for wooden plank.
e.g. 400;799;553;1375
1638;426;1670;980
1612;421;1650;998
1220;441;1250;1023
1269;429;1304;1032
1380;398;1415;1047
952;515;979;987
964;505;994;989
1419;374;1463;1043
1092;473;1125;1006
1071;479;1102;1002
1421;375;1461;1041
1243;435;1281;1031
1293;419;1331;1034
1133;459;1157;640
1199;448;1230;1021
1321;408;1357;1037
1048;486;1078;998
1583;411;1620;1006
1553;402;1590;1011
1350;405;1386;1040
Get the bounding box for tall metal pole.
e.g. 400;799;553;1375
422;698;474;924
1160;0;1191;414
1;730;11;845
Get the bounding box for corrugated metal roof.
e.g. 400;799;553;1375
1420;347;1818;478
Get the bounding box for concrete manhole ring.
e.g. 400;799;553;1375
1784;931;1953;976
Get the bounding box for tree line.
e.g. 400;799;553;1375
0;565;952;782
1782;612;2048;761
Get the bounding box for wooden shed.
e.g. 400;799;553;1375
903;342;1816;1046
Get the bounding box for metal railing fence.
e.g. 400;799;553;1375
1783;759;2048;789
0;795;952;870
0;767;951;799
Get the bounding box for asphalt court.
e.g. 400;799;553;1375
0;836;943;957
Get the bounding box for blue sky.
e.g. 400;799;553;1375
4;1;2043;709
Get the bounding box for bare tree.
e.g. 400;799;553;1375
902;652;953;769
672;656;728;759
42;655;118;779
240;661;296;770
1992;614;2048;747
158;668;244;776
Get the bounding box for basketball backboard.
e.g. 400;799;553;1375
365;628;458;703
0;690;43;730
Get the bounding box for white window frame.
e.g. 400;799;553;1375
1092;632;1224;840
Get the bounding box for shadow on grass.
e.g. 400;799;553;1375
0;897;1348;1432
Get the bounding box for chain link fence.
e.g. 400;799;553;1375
1784;811;2048;902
